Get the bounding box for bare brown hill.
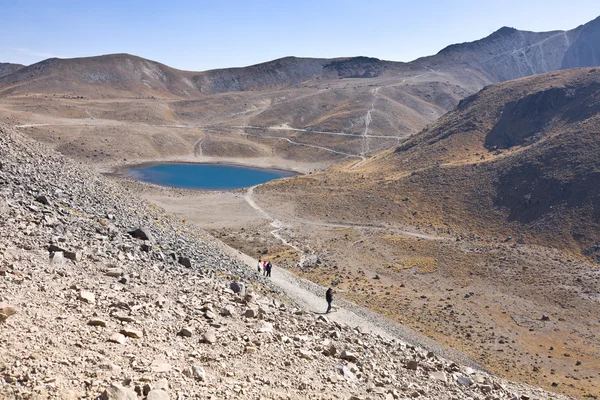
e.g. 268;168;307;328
261;67;600;260
0;62;24;78
0;15;599;167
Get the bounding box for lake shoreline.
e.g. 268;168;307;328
118;162;299;191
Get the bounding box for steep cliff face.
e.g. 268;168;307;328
561;16;600;68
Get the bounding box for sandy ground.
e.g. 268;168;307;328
127;177;600;399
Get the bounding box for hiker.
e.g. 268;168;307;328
326;287;335;313
257;258;262;273
266;261;272;278
263;260;268;276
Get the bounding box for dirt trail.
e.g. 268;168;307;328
214;232;479;369
245;185;447;249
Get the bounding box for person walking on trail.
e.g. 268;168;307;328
326;288;335;313
263;260;268;276
257;258;262;273
266;261;272;278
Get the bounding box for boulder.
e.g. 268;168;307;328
48;244;82;262
78;291;96;304
100;384;137;400
0;303;17;322
230;281;245;294
202;329;217;344
191;365;206;381
340;350;358;362
177;256;192;268
146;390;169;400
406;360;419;370
178;327;193;337
244;308;258;318
108;333;126;345
128;227;154;242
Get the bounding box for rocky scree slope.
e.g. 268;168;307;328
0;125;567;399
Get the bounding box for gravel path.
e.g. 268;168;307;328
216;240;483;371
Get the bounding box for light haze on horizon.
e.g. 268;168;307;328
3;0;600;71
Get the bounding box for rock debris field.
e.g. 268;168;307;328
0;124;567;399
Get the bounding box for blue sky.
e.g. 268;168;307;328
3;0;600;71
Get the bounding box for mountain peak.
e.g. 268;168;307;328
487;26;518;40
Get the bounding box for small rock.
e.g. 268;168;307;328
220;305;235;317
204;310;217;320
429;371;447;382
191;365;206;381
340;350;358;362
177;256;192;268
155;379;169;391
108;333;126;345
244;308;258;318
457;376;473;387
79;291;96;304
202;329;217;344
406;360;419;370
105;268;124;278
128;227;154;242
146;390;169;400
151;360;172;373
178;327;193;337
257;322;273;333
323;343;337;357
100;384;137;400
230;281;245;294
35;195;51;206
88;319;107;327
298;349;313;360
120;328;143;339
0;303;17;322
50;251;64;265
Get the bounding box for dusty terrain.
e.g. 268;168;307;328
136;176;600;400
2;15;600;400
131;69;600;399
0;125;572;400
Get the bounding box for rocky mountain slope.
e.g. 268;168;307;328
2;15;600;99
0;15;598;168
0;124;568;399
0;63;24;79
261;67;600;259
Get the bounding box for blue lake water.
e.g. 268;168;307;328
127;163;296;190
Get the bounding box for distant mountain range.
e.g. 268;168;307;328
0;15;599;165
1;15;599;98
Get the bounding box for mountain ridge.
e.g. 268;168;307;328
2;14;600;99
